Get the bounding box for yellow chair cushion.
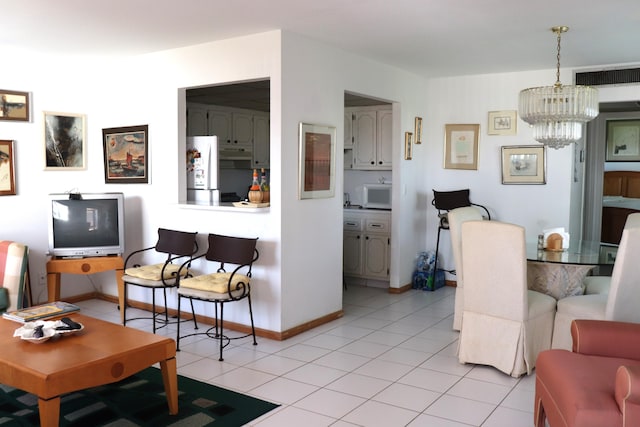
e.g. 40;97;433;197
125;263;187;281
180;272;250;293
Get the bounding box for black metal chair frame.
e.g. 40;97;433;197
176;234;259;361
122;228;198;333
432;189;490;275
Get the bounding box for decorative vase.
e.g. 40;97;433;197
248;190;263;203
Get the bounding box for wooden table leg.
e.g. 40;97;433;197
160;357;178;415
38;396;61;427
116;268;125;324
46;272;61;303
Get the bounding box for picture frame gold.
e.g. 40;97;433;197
414;117;423;144
43;111;86;170
444;124;479;170
488;110;517;135
298;122;336;199
404;132;413;160
605;119;640;162
501;145;546;184
0;140;16;195
0;90;30;122
102;125;149;184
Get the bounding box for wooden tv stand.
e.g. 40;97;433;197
46;255;125;324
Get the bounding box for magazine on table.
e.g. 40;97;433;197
2;301;80;323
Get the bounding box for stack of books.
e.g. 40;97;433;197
2;301;80;323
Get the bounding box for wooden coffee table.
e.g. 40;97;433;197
0;313;177;427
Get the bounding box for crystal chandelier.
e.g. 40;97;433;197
518;26;599;149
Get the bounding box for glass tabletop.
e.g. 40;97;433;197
526;240;618;266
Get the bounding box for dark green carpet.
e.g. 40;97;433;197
0;367;279;426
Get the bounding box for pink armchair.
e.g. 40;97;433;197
535;319;640;427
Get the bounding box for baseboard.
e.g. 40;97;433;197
72;292;344;341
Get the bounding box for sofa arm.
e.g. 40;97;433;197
615;366;640;427
572;320;640;358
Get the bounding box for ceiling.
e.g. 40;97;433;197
4;1;640;111
3;0;639;78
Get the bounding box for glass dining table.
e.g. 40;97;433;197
525;240;617;299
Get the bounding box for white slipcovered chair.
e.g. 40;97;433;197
552;226;640;350
447;206;484;331
583;212;640;295
457;221;556;377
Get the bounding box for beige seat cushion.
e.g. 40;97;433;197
180;272;250;293
125;263;187;281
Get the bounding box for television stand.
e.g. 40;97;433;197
46;255;126;324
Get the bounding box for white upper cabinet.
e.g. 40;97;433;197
349;106;392;170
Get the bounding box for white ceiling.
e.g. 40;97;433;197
3;0;640;79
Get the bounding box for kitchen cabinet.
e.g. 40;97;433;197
186;106;208;136
349;106;392;170
343;210;390;280
344;108;354;149
252;113;270;168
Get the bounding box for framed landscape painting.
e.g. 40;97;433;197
501;145;546;184
102;125;149;184
0;90;29;122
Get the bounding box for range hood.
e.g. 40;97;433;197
219;147;252;160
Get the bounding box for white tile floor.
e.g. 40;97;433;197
76;285;537;427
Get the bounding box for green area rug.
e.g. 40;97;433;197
0;367;279;426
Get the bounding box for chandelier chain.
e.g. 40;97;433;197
554;27;564;88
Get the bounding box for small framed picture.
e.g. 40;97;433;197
444;124;479;170
298;122;336;199
102;125;149;183
414;117;423;144
44;112;86;170
0;140;16;195
404;132;413;160
501;145;546;184
0;90;30;122
605;119;640;162
488;110;517;135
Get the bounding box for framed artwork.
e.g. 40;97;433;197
102;125;149;183
0;90;29;122
488;110;517;135
605;119;640;162
444;124;479;170
44;112;86;169
0;140;16;195
414;117;423;144
298;122;336;199
404;132;413;160
501;145;546;184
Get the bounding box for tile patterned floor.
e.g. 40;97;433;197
77;285;537;426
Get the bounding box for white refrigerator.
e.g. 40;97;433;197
186;136;220;204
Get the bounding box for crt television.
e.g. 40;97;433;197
47;192;125;258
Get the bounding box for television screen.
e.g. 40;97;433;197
47;192;125;257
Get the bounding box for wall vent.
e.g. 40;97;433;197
575;67;640;86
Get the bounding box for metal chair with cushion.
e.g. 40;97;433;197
176;233;259;361
122;228;198;333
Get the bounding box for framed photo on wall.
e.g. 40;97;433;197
605;119;640;162
0;90;30;122
102;125;149;183
298;122;336;199
444;123;479;170
488;110;517;135
0;140;16;195
44;112;86;170
501;145;546;184
404;132;413;160
414;117;423;144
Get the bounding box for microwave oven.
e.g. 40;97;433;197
362;184;392;209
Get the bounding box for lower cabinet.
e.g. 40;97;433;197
343;211;390;280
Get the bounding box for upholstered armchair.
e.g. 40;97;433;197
535;319;640;427
0;241;30;313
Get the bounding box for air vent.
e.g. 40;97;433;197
575;67;640;86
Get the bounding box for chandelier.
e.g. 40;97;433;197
518;26;599;149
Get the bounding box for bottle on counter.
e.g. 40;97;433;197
260;168;270;203
248;168;263;203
